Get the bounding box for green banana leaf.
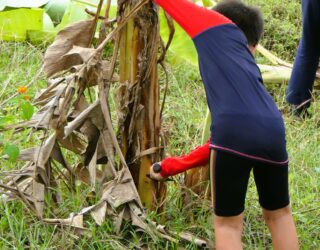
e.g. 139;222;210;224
0;8;44;41
202;0;213;7
27;12;56;44
56;0;116;30
0;0;49;11
28;0;116;44
44;0;70;24
55;1;90;30
158;0;217;66
159;9;198;66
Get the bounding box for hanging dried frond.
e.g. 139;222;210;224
0;0;213;247
43;19;95;77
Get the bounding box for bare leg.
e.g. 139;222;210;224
214;214;244;250
263;206;299;250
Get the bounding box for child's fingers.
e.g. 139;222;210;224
149;166;165;181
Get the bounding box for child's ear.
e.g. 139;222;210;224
249;45;257;55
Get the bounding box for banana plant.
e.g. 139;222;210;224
117;0;166;209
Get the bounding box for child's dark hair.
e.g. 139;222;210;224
213;0;264;46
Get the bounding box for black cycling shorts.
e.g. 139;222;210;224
209;149;290;217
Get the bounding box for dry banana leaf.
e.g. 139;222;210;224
43;19;95;77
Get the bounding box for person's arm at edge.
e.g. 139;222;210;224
153;0;232;38
160;140;210;178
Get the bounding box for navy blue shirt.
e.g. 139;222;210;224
194;24;288;164
156;0;288;165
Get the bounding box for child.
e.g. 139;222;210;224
149;0;298;249
286;0;320;117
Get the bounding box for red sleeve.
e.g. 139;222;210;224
160;140;210;177
154;0;232;38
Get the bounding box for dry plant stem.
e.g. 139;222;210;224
158;12;175;63
257;44;320;79
104;0;112;19
98;82;126;168
106;33;120;83
97;14;148;209
96;0;149;53
97;58;144;208
51;160;74;192
98;43;126;168
71;0;148;78
85;8;106;19
98;0;112;43
0;182;19;193
159;61;169;119
163;12;175;51
257;44;292;67
89;0;105;46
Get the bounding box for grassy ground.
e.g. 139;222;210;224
0;0;320;248
245;0;302;62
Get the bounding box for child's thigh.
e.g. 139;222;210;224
213;150;252;216
253;163;289;211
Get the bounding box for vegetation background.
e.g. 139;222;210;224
0;0;319;249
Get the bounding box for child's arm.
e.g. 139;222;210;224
159;140;210;177
154;0;232;38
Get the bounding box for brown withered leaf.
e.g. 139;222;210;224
114;205;128;234
74;163;90;184
86;60;119;87
101;180;138;209
33;134;56;186
57;130;88;155
128;202;157;241
32;85;66;129
16;177;33;195
171;231;211;249
81;121;100;166
33;180;45;218
43;213;88;235
74;163;104;185
69;95;89;119
90;201;107;226
97;129;114;165
51;144;69;169
34;134;57;168
5;110;56;130
34;82;67;107
64;100;100;137
16;148;36;162
79;201;114;216
62;46;96;67
130;207;147;231
4;163;33;184
88;147;98;186
43;19;95;77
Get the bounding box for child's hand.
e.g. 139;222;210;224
149;162;166;181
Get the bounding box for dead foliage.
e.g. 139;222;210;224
0;0;212;248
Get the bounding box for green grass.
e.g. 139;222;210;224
0;0;320;248
245;0;302;62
